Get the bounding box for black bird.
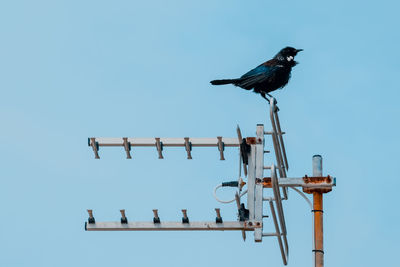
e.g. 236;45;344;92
210;47;303;101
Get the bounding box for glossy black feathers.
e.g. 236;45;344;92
210;47;302;100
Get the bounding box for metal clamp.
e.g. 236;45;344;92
217;136;225;160
123;137;132;159
184;137;192;159
215;208;223;223
155;138;164;159
89;138;100;159
120;209;128;224
87;209;95;224
153;209;160;224
181;209;189;224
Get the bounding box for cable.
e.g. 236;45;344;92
213;184;248;204
288;186;312;209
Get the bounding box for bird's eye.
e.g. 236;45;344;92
286;56;294;61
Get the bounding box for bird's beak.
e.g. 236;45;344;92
296;49;303;53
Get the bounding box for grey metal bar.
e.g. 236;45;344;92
247;144;256;221
88;137;241;159
254;124;264;242
271;165;288;237
235;192;241;210
274;112;289;170
271;165;290;263
264;131;286;135
237;125;247;176
235;192;246;241
269;98;288;199
269;100;285;172
269;201;288;265
89;137;240;147
254;184;263;242
262;232;283;237
313;155;323;176
264;177;335;188
85;221;260;231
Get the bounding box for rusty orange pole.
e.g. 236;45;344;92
304;155;330;267
312;155;324;267
313;191;324;267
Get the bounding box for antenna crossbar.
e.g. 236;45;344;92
85;221;262;231
88;137;241;159
89;137;240;147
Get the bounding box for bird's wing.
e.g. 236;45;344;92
240;65;270;79
237;64;283;89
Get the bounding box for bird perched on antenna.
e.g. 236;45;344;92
210;47;303;101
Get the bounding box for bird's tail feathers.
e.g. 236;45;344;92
210;79;239;85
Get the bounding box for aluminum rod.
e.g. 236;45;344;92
264;131;285;135
254;125;265;242
269;99;285;171
262;232;282;237
262;177;336;188
269;200;288;265
269;98;288;199
313;155;323;176
89;137;240;147
88;137;241;159
247;144;256;221
274;112;289;170
271;165;287;236
85;221;258;231
237;125;247;176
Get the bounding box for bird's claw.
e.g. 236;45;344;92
261;93;270;102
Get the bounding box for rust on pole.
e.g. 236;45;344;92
301;155;331;267
313;191;324;267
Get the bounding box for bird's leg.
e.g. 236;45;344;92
261;93;270;102
266;93;278;106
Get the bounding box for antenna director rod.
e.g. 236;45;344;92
89;137;240;147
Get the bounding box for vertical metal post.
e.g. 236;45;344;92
312;155;323;267
313;155;322;177
247;143;256;221
254;125;264;242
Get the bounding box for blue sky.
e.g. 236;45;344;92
0;0;399;266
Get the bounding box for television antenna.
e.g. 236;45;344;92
85;98;335;267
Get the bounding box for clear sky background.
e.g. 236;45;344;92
0;1;399;266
